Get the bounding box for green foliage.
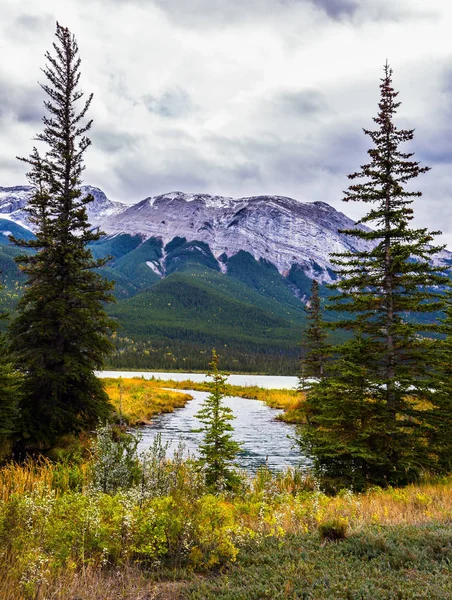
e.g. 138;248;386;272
300;335;427;492
226;250;303;310
427;287;452;473
9;23;116;447
194;351;242;491
165;239;220;275
139;434;203;500
2;449;452;597
303;63;447;489
0;331;21;458
107;265;308;373
110;236;163;289
185;526;452;599
88;233;143;263
318;516;348;541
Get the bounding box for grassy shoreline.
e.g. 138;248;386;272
103;377;193;426
153;378;307;424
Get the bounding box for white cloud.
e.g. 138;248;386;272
0;0;451;245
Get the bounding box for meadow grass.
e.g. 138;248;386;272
1;447;452;599
2;379;451;599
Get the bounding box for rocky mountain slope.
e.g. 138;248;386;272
99;191;374;283
2;186;450;284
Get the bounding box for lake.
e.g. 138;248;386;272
97;371;305;472
98;370;299;390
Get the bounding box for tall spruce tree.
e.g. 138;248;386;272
9;23;115;448
301;62;446;489
0;317;21;458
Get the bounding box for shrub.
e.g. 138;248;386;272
318;517;348;541
90;423;141;494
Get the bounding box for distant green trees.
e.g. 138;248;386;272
194;350;242;490
9;23;115;448
299;279;330;389
301;62;448;490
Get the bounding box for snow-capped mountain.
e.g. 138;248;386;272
97;191;376;283
1;187;450;284
0;185;124;228
100;190;452;283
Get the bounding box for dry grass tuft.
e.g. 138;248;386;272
0;557;167;600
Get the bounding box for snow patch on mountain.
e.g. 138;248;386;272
0;185;125;230
146;260;163;276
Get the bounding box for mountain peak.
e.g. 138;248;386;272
0;184;124;228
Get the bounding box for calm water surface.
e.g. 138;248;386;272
97;371;305;472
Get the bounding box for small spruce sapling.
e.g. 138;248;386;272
194;350;242;491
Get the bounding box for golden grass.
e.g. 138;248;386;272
103;377;193;426
248;476;452;536
1;452;452;598
0;457;90;503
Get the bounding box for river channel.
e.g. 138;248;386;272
98;371;306;472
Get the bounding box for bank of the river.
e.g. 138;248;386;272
98;370;300;390
157;379;306;424
103;377;193;426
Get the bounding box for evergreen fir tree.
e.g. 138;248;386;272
194;350;242;491
9;23;116;448
300;333;425;491
0;324;21;458
299;279;329;388
302;62;446;488
427;288;452;473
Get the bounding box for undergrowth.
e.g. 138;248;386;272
1;422;452;599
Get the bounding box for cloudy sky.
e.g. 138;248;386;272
1;0;452;243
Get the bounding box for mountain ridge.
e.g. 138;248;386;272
2;186;450;285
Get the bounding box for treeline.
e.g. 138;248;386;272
106;336;300;374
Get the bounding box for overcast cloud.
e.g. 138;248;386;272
0;0;452;244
